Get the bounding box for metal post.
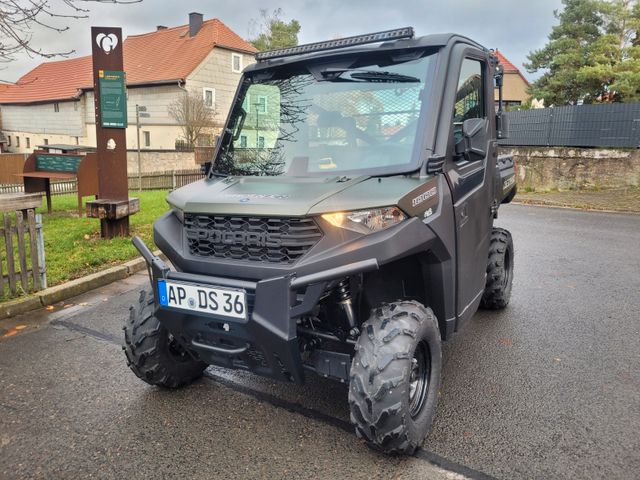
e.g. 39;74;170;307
35;213;47;289
136;104;142;192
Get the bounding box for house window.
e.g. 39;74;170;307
16;136;20;147
7;136;10;146
239;135;247;148
75;137;79;145
196;134;213;146
242;93;251;112
256;95;268;114
143;131;151;147
232;53;243;73
54;103;60;112
26;138;30;149
257;136;265;149
44;138;49;145
74;101;78;111
203;87;215;108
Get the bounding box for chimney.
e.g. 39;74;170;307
157;25;167;31
189;12;203;37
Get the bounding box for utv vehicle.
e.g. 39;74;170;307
125;27;517;455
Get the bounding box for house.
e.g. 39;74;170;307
0;13;257;165
494;50;530;109
0;83;10;152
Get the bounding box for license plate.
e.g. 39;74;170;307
157;280;246;319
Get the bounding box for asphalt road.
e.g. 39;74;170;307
1;204;639;479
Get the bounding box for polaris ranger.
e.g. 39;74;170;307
125;27;517;455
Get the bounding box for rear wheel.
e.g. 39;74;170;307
348;301;442;455
123;289;207;388
480;227;514;309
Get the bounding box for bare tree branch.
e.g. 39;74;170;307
0;0;141;64
168;91;215;148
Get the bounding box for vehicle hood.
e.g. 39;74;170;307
167;175;429;216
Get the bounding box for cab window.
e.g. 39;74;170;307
453;59;484;152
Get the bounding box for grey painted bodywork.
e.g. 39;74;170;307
138;32;517;383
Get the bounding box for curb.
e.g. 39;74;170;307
511;199;640;215
0;251;165;321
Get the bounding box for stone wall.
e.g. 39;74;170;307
499;147;640;191
126;150;197;174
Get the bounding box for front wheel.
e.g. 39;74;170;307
123;289;207;389
348;301;442;455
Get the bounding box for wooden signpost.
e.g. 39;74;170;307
87;26;138;239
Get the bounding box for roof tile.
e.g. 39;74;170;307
0;18;257;104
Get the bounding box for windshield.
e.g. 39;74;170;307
213;52;436;177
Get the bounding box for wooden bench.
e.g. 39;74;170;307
15;150;99;215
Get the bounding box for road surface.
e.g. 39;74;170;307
1;204;639;479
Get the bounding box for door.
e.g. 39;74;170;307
445;56;495;321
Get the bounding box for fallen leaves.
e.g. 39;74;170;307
498;337;513;346
1;329;18;338
1;325;27;338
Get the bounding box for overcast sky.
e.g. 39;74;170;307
1;0;564;83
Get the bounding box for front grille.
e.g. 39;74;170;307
184;214;323;263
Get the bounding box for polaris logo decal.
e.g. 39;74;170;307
503;176;516;191
187;229;282;248
223;193;290;200
412;187;437;207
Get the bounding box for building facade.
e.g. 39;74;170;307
0;13;256;159
494;50;530;109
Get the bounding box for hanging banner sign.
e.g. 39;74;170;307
98;70;128;128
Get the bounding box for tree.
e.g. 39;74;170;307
168;92;215;148
0;0;140;64
525;0;606;105
582;0;640;101
527;0;640;104
249;8;300;51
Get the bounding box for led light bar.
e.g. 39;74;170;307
255;27;415;61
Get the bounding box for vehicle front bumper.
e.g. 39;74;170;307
133;236;378;384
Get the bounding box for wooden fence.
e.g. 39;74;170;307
0;169;205;196
1;209;46;298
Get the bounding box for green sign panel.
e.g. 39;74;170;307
36;154;82;173
98;70;127;128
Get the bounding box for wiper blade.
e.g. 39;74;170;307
319;68;420;83
349;71;419;83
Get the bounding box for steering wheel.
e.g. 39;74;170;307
311;105;380;146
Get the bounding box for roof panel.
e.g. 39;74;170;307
0;18;257;104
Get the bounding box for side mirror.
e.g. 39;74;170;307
455;117;488;161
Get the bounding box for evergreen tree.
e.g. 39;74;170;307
249;9;301;52
527;0;640;103
525;0;605;105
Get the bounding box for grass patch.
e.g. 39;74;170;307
38;190;170;287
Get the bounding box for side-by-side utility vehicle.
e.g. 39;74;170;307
125;27;517;454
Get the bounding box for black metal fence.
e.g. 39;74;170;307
500;103;640;148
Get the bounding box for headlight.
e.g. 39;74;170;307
322;207;406;234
